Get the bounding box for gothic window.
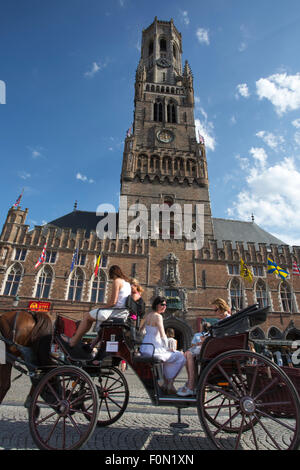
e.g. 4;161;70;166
75;253;86;266
91;270;106;303
160;38;167;52
230;278;243;311
167;103;176;123
228;264;239;275
35;265;53;299
4;263;22;296
255;279;268;308
148;40;153;56
280;282;292;313
173;44;177;58
68;268;84;302
45;250;57;264
253;265;264;277
154;102;163;122
14;248;27;261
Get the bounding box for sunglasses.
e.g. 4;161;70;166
160;303;167;307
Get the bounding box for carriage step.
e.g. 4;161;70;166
56;336;93;361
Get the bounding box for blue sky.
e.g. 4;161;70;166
1;0;300;245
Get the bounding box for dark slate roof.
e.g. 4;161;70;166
46;210;107;236
212;218;287;249
45;211;287;248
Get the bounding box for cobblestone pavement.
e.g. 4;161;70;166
0;367;297;452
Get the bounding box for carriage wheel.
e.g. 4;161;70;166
197;350;300;450
29;366;99;450
91;366;129;426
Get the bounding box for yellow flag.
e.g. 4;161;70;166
94;254;101;276
240;258;253;283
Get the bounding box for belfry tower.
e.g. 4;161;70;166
120;17;214;241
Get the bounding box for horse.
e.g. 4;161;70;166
0;309;53;404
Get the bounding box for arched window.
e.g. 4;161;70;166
91;270;106;303
4;263;22;296
35;265;53;299
68;268;84;302
154;101;163;122
167;103;176;123
148;40;153;56
256;279;268;308
280;282;292;312
173;44;177;59
160;38;167;52
230;278;243;311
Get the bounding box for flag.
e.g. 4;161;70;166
13;189;24;208
198;131;205;145
70;248;78;273
94;254;101;276
126;125;133;137
240;258;253;282
35;243;47;269
292;261;300;276
267;258;289;280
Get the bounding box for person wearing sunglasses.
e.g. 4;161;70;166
177;298;231;397
139;296;186;395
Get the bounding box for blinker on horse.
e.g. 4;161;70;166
0;309;53;404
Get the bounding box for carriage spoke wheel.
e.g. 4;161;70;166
197;350;300;450
91;366;129;426
29;366;99;450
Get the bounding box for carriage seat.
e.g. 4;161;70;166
132;355;163;365
101;318;129;328
210;304;270;338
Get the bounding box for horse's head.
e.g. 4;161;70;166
0;310;53;357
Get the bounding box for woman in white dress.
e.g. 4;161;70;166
61;265;131;348
139;296;186;394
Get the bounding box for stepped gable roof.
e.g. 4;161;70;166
212;218;287;249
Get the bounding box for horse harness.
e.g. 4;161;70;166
11;310;38;344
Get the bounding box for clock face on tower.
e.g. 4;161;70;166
156;58;170;68
156;129;174;143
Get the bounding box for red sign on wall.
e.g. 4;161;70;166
28;301;51;312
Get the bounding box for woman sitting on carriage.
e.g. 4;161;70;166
139;296;186;395
177;298;231;397
61;265;131;348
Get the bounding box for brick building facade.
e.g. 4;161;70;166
0;18;300;349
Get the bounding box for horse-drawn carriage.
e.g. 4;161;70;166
1;303;300;450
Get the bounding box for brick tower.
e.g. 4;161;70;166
120;17;214;243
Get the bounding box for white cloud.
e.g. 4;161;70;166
84;61;107;78
180;10;190;26
76;172;95;183
27;146;44;159
256;73;300;115
294;131;300;146
19;171;31;180
249;147;267;167
238;42;247;52
196;28;210;45
195;111;216;152
236;83;250;99
292;118;300;128
256;130;285;151
229;149;300;245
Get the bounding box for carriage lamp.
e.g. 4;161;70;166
13;295;20;306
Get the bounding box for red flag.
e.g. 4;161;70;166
14;189;24;208
94;254;101;276
293;261;300;276
35;243;47;269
